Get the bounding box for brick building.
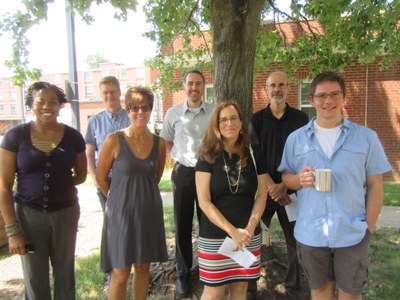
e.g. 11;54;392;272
160;24;400;181
0;63;161;136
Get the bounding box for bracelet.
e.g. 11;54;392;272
5;222;22;237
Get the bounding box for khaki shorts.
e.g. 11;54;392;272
297;231;371;295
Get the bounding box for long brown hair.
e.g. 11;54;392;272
199;101;249;165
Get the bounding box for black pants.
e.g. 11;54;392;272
248;199;302;297
172;162;202;278
262;200;302;292
97;188;107;213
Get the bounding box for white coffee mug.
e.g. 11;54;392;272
312;169;332;192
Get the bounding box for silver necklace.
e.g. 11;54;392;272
132;132;149;153
222;152;242;194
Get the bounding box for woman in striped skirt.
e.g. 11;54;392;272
195;101;268;299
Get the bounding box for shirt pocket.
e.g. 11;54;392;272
340;143;368;170
292;144;317;170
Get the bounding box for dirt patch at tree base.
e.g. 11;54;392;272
149;237;310;300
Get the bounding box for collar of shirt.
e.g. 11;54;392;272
183;100;206;114
104;108;125;120
306;116;350;138
265;103;292;120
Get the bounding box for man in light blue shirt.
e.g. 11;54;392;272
160;70;214;296
85;76;130;211
278;71;392;300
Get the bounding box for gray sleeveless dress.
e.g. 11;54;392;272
100;132;168;272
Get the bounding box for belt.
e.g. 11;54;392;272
175;161;195;169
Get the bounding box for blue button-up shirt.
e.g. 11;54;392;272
278;117;392;248
85;108;130;164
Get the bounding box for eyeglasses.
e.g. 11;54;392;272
128;105;151;112
218;116;240;124
101;90;119;96
312;91;343;102
267;83;287;89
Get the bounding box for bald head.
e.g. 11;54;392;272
266;71;289;104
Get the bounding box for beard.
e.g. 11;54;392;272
270;95;285;104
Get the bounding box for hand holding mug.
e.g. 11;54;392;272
299;166;314;188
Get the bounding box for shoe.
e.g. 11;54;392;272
175;276;190;296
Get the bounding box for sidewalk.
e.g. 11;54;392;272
0;186;398;298
160;190;400;228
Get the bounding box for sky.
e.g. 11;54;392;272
0;0;293;78
0;0;157;77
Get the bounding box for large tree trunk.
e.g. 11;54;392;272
210;0;266;122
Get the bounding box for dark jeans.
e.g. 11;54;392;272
263;201;302;291
172;162;202;278
96;187;110;280
97;188;107;213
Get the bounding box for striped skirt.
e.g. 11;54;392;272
198;233;261;286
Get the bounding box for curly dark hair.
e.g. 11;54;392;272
25;82;68;109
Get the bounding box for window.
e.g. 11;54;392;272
299;81;316;120
53;74;61;84
85;86;93;97
84;71;92;81
120;84;127;94
101;69;109;77
136;67;144;78
205;85;214;103
10;91;17;101
0;105;4;112
11;105;17;113
0;92;3;100
118;68;127;79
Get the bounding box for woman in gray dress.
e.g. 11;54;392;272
96;86;168;300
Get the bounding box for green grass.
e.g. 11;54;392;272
383;182;400;206
81;168;173;192
365;228;400;299
163;205;175;238
263;218;400;299
82;172;400;203
75;254;107;300
159;167;172;192
73;211;400;300
1;174;399;298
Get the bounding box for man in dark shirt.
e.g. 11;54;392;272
248;71;309;300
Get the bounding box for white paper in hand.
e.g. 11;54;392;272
285;193;298;222
217;237;257;268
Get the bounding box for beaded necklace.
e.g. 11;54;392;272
222;152;242;194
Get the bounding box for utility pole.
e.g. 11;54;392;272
65;0;80;131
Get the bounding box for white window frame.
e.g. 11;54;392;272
136;67;144;78
118;68;127;79
205;84;214;104
84;71;93;81
298;80;316;120
85;86;93;97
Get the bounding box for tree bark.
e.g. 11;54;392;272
210;0;266;122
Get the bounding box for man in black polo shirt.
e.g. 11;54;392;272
248;71;309;299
